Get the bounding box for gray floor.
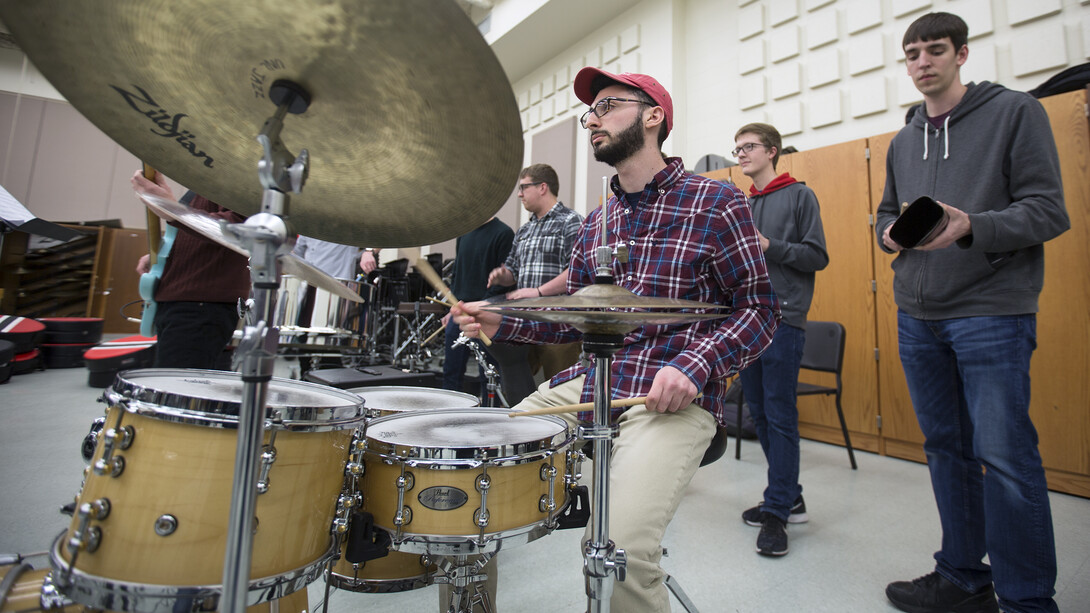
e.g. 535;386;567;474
1;365;1088;612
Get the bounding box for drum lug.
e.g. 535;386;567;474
93;423;133;478
67;498;109;560
393;468;414;533
256;444;277;494
474;471;491;542
539;463;558;514
154;514;178;536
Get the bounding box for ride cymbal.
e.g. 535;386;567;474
0;0;523;248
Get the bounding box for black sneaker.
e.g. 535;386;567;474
742;495;808;526
885;572;999;613
755;513;788;556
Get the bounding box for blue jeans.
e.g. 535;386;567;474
897;312;1057;613
739;323;805;521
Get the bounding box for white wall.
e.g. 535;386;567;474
513;0;1090;213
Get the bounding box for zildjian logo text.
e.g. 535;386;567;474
110;84;214;168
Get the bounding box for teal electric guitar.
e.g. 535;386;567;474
137;165;177;337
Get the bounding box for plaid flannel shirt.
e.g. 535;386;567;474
504;202;583;289
495;158;779;426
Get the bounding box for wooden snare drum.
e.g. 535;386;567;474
50;369;364;612
359;408;574;555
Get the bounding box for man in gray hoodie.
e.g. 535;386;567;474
876;12;1069;613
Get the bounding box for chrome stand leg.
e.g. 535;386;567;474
665;575;701;613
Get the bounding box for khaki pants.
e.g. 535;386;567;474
522;376;715;612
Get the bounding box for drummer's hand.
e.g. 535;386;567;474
131;169;174;201
136;253;151;275
505;287;540;300
360;250;378;273
487;265;514;288
441;312;451;327
452;300;500;340
645;366;698;413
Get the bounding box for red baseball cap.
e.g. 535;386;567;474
573;67;673;135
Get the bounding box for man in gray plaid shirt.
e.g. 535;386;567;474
487;163;583;405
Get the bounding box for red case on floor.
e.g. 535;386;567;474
12;348;44;375
84;335;156;388
0;316;46;353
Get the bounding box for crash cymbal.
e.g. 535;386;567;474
481;283;730;335
485;283;734;311
140;193;364;303
0;0;523;248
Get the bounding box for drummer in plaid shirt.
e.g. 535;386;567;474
455;68;778;612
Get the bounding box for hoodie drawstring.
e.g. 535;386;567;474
922;116;951;160
942;115;950;159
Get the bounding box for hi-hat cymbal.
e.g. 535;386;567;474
481;283;730;335
0;0;523;248
140;193;363;303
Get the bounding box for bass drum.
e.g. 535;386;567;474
51;369;364;613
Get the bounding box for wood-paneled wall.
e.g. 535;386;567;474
705;89;1090;498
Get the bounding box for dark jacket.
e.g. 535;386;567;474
875;81;1069;320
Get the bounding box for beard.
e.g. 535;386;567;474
592;113;645;166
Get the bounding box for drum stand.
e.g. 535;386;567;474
219;80;313;613
451;334;508;408
434;553;495;613
580;332;627;613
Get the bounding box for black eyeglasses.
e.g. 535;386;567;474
517;181;544;193
579;97;651;128
731;142;767;157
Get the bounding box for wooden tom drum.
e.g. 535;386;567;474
50;369;364;613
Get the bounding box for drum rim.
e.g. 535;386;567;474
48;531;332;613
363;408;573;467
103;368;365;431
385;520;557;556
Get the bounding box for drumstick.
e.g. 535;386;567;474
426;296;453;307
415;258;492;346
508;393;704;417
422;325;445;346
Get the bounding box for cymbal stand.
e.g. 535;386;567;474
220;79;311;613
434;553;495;613
452;334;507;407
582;188;627;613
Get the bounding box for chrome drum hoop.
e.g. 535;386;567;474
103;368;365;431
48;531;334;613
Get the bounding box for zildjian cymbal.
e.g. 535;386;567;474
139;193;363;303
0;0;523;248
481;283;730;336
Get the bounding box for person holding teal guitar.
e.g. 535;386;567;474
133;170;250;370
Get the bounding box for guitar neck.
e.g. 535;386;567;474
143;163;162;264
